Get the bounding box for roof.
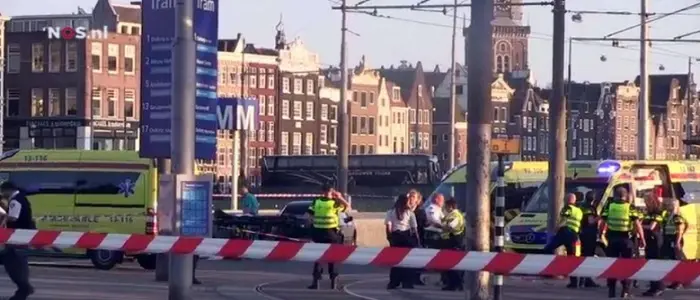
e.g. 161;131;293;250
424;70;446;89
634;74;691;113
112;4;141;24
432;97;466;122
243;44;278;56
379;63;419;102
564;82;602;111
218;39;241;52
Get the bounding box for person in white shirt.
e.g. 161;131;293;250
385;194;419;289
423;193;445;248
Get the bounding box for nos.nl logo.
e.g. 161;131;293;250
46;26;109;40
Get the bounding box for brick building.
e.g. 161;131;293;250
348;57;381;154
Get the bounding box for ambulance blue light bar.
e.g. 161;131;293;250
597;161;621;174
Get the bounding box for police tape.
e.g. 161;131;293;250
0;228;699;284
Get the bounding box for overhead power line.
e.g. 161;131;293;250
674;29;700;40
568;9;700;16
332;1;554;10
603;2;700;38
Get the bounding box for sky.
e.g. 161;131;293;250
4;0;700;86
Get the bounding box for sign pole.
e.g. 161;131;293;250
231;130;240;211
170;0;195;298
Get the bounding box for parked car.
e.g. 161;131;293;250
279;200;357;245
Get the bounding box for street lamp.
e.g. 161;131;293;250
571;12;583;23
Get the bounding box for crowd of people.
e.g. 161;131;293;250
545;185;688;298
384;190;465;291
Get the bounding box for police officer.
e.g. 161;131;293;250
439;198;465;291
579;191;600;288
660;198;687;291
600;186;645;299
307;184;350;290
385;194;420;289
543;193;583;288
641;194;666;297
0;181;35;300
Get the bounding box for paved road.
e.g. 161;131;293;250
1;258;695;299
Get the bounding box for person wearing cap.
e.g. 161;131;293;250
0;181;35;300
306;184;350;290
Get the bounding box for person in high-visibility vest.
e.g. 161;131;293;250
600;186;645;299
660;198;688;292
306;184;350;290
543;193;583;288
438;198;465;291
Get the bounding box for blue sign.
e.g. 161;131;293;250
216;97;260;131
180;180;211;237
139;0;219;160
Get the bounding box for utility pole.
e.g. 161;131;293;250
464;0;493;299
448;0;458;169
639;0;651;160
170;0;195;298
0;56;4;154
546;0;566;251
338;0;350;197
155;158;171;281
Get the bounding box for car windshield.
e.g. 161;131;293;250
427;182;467;205
523;180;609;213
281;202;311;216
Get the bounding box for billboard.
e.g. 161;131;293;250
139;0;219;160
217;97;260;131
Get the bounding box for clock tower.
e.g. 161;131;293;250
463;0;531;73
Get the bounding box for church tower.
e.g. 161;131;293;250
463;0;531;73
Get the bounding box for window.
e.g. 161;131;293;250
281;132;289;155
65;90;78;116
304;133;314;154
392;88;400;100
258;121;265;141
48;41;61;73
107;89;118;117
330;106;338;121
107;44;119;73
456;85;464;95
282;78;290;93
306;102;314;120
410;132;416;149
281;100;290;119
268;72;275;89
418;84;423;97
292;132;302;154
294;79;303;94
267;95;275;116
65;42;78;72
320;125;328;144
267;122;275;142
321;104;328;120
351;145;358;154
92;88;102;117
48;88;61;116
31;88;44;117
5;89;20;117
124;45;135;74
330;126;337;144
368;117;375;134
7;44;20;73
442;133;449;142
249;68;257;87
91;43;102;72
307;80;314;94
258;73;266;89
259;95;266;116
360;92;367;107
360;117;367;134
32;43;45;72
293;101;302;119
124;89;136;118
369;93;375;104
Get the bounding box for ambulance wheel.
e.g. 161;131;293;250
136;254;157;270
89;250;123;270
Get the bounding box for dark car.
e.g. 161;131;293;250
280;200;357;245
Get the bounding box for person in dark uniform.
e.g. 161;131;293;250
579;191;600;288
641;193;666;296
600;186;645;299
0;181;35;300
385;194;420;289
543;193;583;288
307;184;350;290
660;198;688;292
408;190;427;286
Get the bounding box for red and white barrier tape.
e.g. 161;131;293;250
1;228;699;284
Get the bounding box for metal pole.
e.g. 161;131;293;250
170;0;195;298
448;0;458;169
0;56;4;154
240;51;249;185
686;57;692;159
547;0;566;253
464;0;493;299
493;154;506;300
155;158;171;282
337;0;350;196
639;0;651;160
232;130;240;210
566;38;573;102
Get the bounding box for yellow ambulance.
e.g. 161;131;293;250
505;160;700;260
